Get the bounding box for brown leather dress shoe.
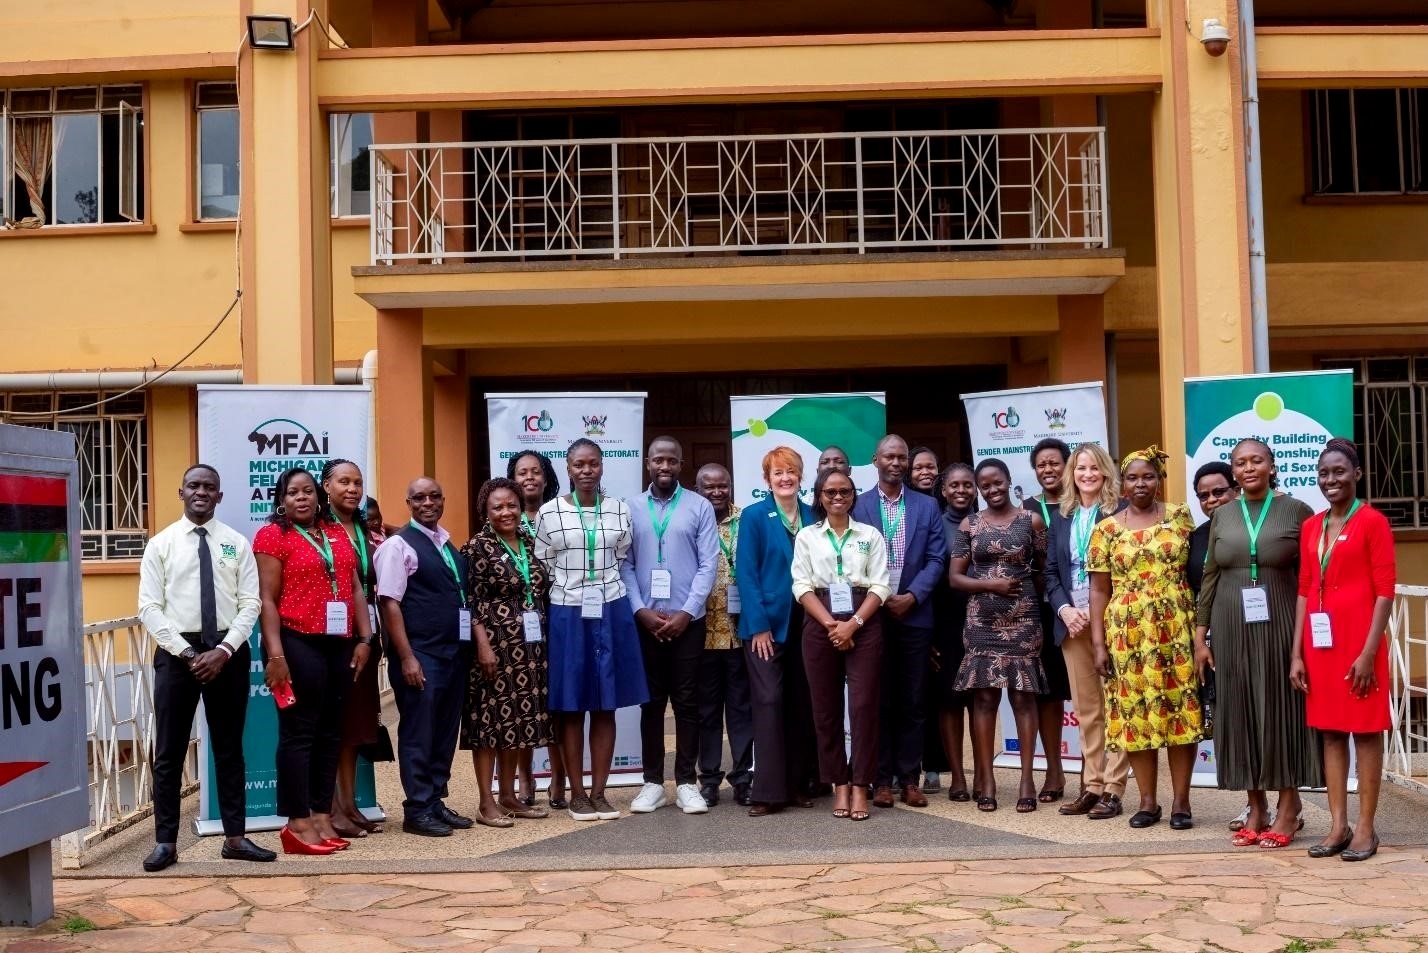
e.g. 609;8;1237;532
1087;793;1124;820
1059;790;1102;816
747;802;784;817
873;785;896;809
901;785;929;808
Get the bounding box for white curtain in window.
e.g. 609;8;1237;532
12;116;54;224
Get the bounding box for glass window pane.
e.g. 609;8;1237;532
196;82;238;109
9;89;52;113
55;87;98;112
1311;90;1354;194
331;113;373;216
54;112;100;224
101;86;143;110
198;108;239;219
1352;89;1405;193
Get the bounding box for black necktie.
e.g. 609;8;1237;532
194;526;219;648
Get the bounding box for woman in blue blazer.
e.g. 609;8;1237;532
1044;442;1129;820
736;446;818;816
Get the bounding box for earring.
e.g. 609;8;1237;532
275;504;287;517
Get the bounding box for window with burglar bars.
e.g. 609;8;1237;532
1318;357;1428;530
0;391;149;559
1309;88;1427;196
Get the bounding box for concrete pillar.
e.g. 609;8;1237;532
1148;0;1254;492
239;0;333;384
432;358;471;541
375;309;430;506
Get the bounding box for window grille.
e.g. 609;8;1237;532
1319;357;1428;529
1309;89;1427;196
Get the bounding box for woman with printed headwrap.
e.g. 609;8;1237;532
1087;446;1203;831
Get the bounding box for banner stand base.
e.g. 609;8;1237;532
194;803;389;837
992;753;1358;792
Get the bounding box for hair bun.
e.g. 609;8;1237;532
1321;437;1361;470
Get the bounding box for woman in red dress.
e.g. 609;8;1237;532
1290;438;1395;862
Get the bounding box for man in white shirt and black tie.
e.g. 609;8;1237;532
137;464;273;870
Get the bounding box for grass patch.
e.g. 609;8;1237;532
1105;916;1130;924
1281;940;1334;953
62;916;97;934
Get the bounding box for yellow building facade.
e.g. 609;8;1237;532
1;0;1425;621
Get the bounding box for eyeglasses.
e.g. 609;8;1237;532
1195;486;1233;503
409;492;444;502
822;488;854;499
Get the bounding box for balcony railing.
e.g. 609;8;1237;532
370;126;1108;265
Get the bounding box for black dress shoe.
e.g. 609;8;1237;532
699;783;720;808
432;802;475;830
142;843;178;872
403;813;453;837
1169;812;1194;831
221;836;277;862
1129;806;1163;828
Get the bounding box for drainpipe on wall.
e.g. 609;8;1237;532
1240;0;1271;373
360;349;378;497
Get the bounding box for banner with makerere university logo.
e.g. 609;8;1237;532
196;385;375;832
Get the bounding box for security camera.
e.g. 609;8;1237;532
1200;18;1230;57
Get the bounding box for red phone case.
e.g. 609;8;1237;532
272;681;297;709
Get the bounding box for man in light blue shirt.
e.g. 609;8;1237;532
621;436;719;815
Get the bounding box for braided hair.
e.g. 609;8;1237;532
506;451;560;505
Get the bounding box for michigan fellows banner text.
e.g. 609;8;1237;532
196;384;374;833
730;393;886;505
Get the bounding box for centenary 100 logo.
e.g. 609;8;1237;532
522;410;555;433
991;406;1021;429
247;418;329;456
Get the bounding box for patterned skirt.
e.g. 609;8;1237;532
460;612;555;751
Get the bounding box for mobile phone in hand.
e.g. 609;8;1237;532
272;680;297;709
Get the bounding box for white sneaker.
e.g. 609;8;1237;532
630;782;668;813
676;783;709;815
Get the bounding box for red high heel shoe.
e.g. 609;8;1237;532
280;826;339;855
323;836;351;850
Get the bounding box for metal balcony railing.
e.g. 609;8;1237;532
1388;584;1428;795
370;126;1109;265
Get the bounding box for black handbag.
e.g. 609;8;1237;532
358;723;395;763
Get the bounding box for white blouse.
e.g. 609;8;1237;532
534;495;633;607
790;518;892;603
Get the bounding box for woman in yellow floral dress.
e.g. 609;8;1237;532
1087;446;1203;832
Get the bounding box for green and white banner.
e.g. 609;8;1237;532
1184;370;1354;522
730;393;886;504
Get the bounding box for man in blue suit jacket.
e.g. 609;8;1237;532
851;435;947;809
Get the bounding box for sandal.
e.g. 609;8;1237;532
849;810;870;821
1016;797;1037;813
976;796;998;813
948;788;971;803
1259;830;1294;849
1038;787;1064;804
1232;827;1262;847
330;823;368;839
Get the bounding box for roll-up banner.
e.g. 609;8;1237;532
729;393;887;505
962;382;1109;771
485;392;648;784
1183;369;1355;788
195;385;377;834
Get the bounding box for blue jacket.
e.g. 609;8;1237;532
735;496;816;643
852;486;947;630
1043;498;1126;645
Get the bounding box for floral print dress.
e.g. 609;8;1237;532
1086;503;1203;753
952;509;1048;694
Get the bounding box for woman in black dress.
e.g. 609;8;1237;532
460;478;556;827
949;458;1047;813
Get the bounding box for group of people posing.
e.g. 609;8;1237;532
136;429;1395;869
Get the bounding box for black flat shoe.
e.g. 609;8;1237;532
1308;830;1354;858
1170;812;1194;831
1129;807;1163;829
432;802;474;830
221;836;277;862
402;813;453;837
1341;835;1380;862
142;843;178;872
734;783;753;807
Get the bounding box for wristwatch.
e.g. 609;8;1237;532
179;647;198;661
852;614;865;628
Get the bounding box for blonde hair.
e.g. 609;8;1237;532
1059;443;1121;517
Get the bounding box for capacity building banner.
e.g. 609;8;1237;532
196;384;374;832
730;393;886;505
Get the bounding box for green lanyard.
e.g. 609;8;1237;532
410;520;467;607
499;535;535;608
1316;499;1361;607
520;512;537;537
573;493;602;581
1239;495;1274;585
880;491;905;566
718;517;739;582
341;521;370;595
1070;505;1097;585
295;523;338;597
647;485;683;564
776;503;802;536
1036;495;1051;527
825;526;853;578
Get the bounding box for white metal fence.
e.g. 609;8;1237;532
1387;584;1428;794
370;126;1109;264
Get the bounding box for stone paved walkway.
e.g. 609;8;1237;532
6;849;1428;953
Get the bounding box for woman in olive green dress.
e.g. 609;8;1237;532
1194;438;1320;850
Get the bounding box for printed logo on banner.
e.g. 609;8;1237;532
582;414;607;436
246;417;329;458
1045;407;1069;429
522;410;555;433
243;417;334;520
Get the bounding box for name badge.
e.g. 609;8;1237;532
581;586;604;620
1072;585;1090;610
368;605;379;634
650;568;673;600
887;565;902;594
726;584;741;616
458;607;472;641
1241;586;1270;624
829;580;854;615
1309;611;1334;649
325;600;349;635
522;610;543;643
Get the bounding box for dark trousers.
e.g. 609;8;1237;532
153;637;250;842
638;617;705;785
802;594;884;787
876;620;933;787
697;646;754;788
273;629;353;819
390;646;468;817
743;604;817;804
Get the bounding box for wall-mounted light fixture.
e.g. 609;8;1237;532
247;15;296;51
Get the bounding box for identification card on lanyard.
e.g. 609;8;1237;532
881;493;905;592
581;585;604;620
825;526;855;614
1309;612;1334;649
650;569;673;600
726;583;741;616
458;607;472;641
1239;495;1274;624
1241;586;1270;623
325;601;349;635
1072;585;1090;610
295;525;344;634
522;610;543;643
